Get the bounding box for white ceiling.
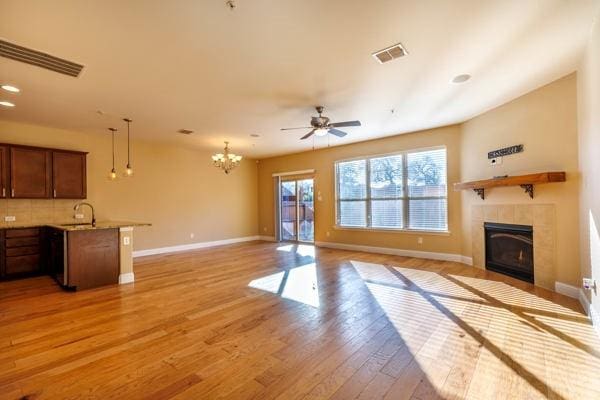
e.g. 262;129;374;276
0;0;598;158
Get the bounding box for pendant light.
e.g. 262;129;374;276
123;118;133;177
108;128;118;180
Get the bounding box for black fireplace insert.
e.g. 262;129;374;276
484;222;534;283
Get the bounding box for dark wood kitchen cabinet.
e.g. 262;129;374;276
0;227;44;280
10;146;52;198
1;143;87;199
52;150;87;199
0;146;8;198
67;229;119;290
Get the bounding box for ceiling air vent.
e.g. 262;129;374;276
177;129;194;135
372;43;408;64
0;39;84;77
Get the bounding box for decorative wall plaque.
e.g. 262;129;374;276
488;144;523;159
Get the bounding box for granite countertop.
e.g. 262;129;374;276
0;221;151;231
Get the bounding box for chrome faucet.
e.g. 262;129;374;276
74;202;96;227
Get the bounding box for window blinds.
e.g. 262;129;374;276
335;147;447;231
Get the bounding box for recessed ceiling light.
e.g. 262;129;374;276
451;74;471;84
0;101;15;107
250;134;260;138
1;85;20;93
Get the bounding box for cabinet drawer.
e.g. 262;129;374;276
5;254;40;274
6;228;40;238
6;237;39;248
6;246;39;257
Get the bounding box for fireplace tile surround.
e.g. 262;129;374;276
471;204;557;289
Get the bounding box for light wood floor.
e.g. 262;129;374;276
1;241;599;399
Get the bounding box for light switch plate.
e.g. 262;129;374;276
123;236;130;246
4;216;15;222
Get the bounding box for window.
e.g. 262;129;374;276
335;147;447;231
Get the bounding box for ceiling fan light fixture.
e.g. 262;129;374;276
315;128;328;137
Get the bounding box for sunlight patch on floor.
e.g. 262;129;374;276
276;244;316;258
248;263;319;307
248;271;286;294
350;259;600;399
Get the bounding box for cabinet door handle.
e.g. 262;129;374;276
53;189;57;198
11;188;14;197
1;187;4;197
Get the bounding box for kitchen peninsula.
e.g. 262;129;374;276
0;221;150;290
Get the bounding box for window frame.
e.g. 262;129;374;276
334;145;449;233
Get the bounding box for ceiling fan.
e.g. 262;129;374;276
281;106;361;140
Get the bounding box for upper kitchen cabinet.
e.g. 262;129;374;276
0;146;7;198
52;150;87;199
10;146;52;198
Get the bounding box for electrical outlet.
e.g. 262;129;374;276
263;227;267;232
490;156;503;166
74;213;85;219
123;236;130;246
4;216;15;222
418;237;423;244
583;278;595;290
326;231;330;237
190;233;195;239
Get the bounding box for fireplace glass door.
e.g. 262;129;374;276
484;222;534;283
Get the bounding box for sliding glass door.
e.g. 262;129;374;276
281;180;297;241
280;178;314;243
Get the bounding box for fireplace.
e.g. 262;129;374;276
484;222;534;283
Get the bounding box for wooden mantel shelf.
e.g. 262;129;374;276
453;171;566;200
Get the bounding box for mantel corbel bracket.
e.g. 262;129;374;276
473;188;485;200
520;184;534;199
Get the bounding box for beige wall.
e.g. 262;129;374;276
258;125;463;256
0;120;258;251
460;74;580;286
577;13;600;312
258;74;580;289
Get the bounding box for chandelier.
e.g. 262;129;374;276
212;141;242;174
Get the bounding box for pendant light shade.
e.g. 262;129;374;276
123;118;134;177
108;127;118;180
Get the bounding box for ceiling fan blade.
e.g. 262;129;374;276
328;128;348;138
281;126;313;131
301;130;316;140
329;120;361;128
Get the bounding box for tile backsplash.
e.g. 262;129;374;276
0;199;90;227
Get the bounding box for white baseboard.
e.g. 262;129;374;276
259;235;276;242
314;241;464;263
118;272;135;284
132;235;261;257
460;256;473;266
579;289;600;338
555;282;580;299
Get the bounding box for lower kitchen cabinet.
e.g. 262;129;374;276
66;228;119;290
0;227;44;279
